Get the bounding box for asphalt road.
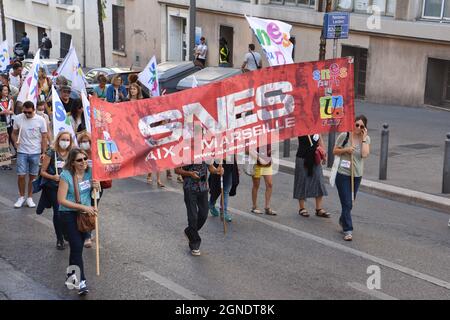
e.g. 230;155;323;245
0;167;449;300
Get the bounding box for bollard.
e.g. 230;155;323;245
283;139;290;158
443;133;450;194
379;123;389;180
327;131;336;168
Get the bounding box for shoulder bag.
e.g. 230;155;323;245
329;132;350;187
73;175;96;233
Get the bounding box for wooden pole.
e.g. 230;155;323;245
351;132;355;204
219;164;227;234
94;188;100;276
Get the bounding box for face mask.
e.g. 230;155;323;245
80;142;90;151
59;141;70;150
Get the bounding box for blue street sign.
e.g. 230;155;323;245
323;12;350;39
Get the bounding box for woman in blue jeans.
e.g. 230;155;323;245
37;131;74;250
333;115;370;241
57;148;99;296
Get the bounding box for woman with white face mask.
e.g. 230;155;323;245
37;131;74;250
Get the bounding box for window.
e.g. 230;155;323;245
270;0;316;7
13;20;25;43
422;0;450;20
60;32;72;58
337;0;396;16
56;0;73;5
37;27;46;47
112;5;126;52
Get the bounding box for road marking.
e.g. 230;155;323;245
347;282;398;300
141;270;205;300
0;195;15;207
28;214;54;229
129;177;450;291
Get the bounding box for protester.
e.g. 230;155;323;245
37;131;74;250
241;44;262;72
21;32;30;58
92;74;109;100
11;101;48;208
294;134;329;218
57;148;99;295
69;99;86;134
77;132;97;248
128;83;143;101
250;145;277;215
333;115;371;241
37;67;52;104
9;62;23;89
175;162;223;256
208;158;239;222
40;32;52;59
36;100;52;144
194;37;207;68
60;85;79;114
106;75;127;103
0;84;14;170
0;74;19;99
219;38;231;67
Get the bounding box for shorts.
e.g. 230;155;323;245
253;164;273;179
17;153;41;176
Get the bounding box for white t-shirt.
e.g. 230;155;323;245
13;113;47;155
9;70;21;89
244;51;262;71
196;44;207;60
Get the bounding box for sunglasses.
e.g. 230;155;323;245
75;157;88;163
355;123;365;129
23;111;33;115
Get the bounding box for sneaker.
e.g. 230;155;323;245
14;197;26;208
84;239;92;248
26;197;36;208
78;280;89;296
224;212;232;222
56;240;65;250
191;249;201;256
209;205;220;217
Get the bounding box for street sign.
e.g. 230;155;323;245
323;12;350;39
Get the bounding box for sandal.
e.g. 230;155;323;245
251;208;263;214
166;171;173;180
146;175;152;184
299;208;309;217
344;234;353;241
177;175;184;183
315;209;331;218
157;181;165;188
265;208;277;216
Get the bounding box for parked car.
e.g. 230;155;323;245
21;58;63;77
176;67;242;90
85;67;142;95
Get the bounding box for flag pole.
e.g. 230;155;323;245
94;188;100;276
219;162;227;234
351;132;355;205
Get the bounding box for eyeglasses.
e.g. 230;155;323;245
355;123;365;129
75;157;88;163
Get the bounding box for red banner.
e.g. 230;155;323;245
91;58;354;181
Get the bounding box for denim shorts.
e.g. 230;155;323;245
17;153;41;176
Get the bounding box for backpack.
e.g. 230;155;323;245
44;37;52;49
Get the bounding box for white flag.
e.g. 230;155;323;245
54;47;87;95
18;49;42;105
192;75;199;88
81;91;91;133
52;86;78;144
138;56;160;97
245;16;294;66
0;41;10;72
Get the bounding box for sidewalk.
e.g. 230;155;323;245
277;100;450;213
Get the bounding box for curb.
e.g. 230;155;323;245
276;159;450;214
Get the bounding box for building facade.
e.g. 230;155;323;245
154;0;450;107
